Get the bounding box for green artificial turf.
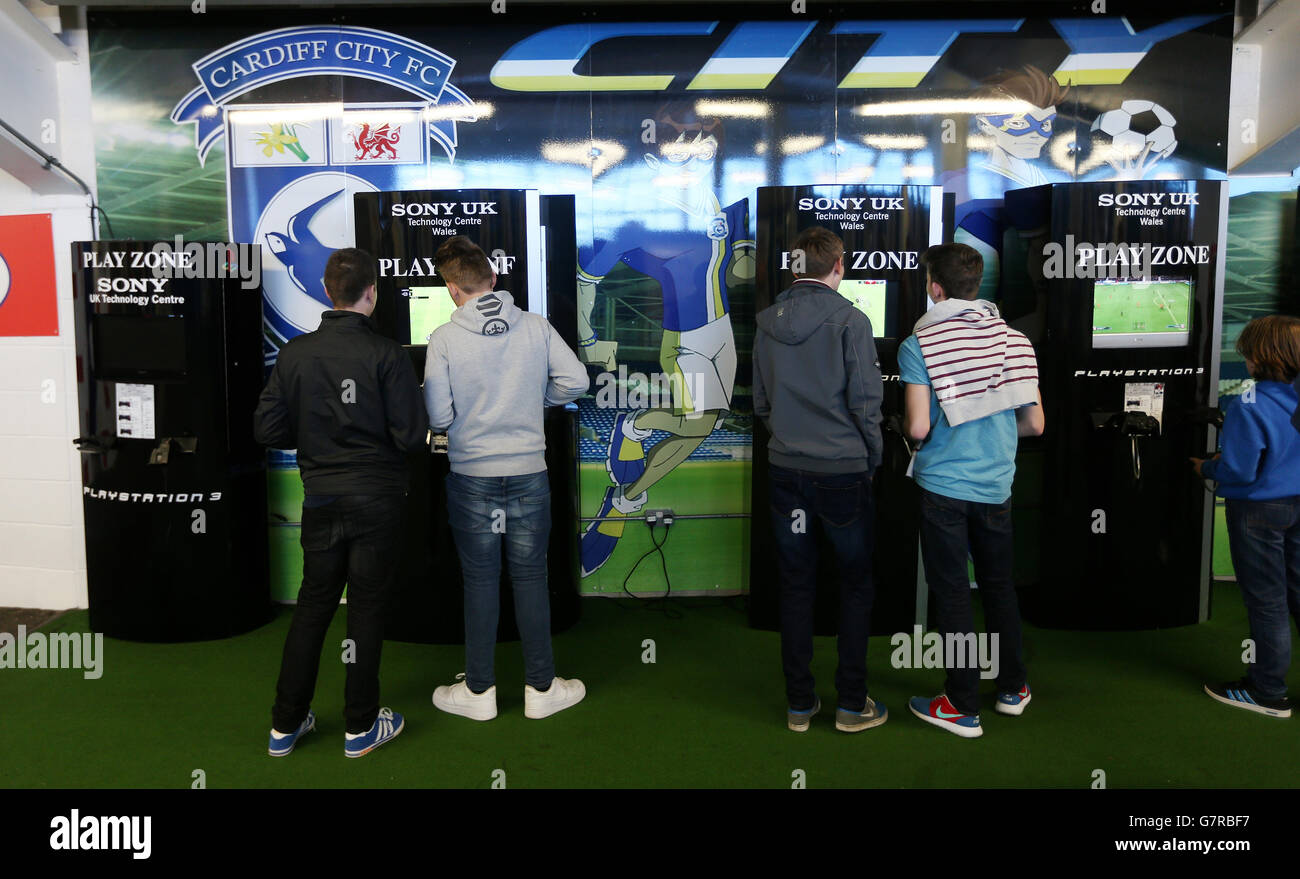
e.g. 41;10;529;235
2;580;1295;790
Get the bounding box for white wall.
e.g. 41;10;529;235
0;7;96;609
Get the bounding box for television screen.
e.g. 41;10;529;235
1092;278;1193;348
92;315;187;377
407;286;456;344
838;278;893;338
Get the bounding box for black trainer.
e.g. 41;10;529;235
1203;679;1292;718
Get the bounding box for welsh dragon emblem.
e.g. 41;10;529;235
349;122;401;160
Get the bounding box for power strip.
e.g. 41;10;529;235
643;508;675;527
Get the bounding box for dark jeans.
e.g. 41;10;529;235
1225;496;1300;699
446;470;555;692
918;487;1026;716
272;494;406;735
768;464;875;712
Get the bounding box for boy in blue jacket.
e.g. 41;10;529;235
1193;315;1300;718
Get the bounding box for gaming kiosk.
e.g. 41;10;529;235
749;184;949;636
1004;180;1227;629
354;189;582;644
71;240;271;641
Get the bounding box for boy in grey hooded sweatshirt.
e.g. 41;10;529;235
423;236;589;721
753;225;887;735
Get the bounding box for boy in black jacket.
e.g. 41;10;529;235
253;247;428;758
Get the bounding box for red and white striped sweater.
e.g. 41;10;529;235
913;298;1038;427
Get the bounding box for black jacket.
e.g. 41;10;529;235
753;280;884;473
253;310;428;495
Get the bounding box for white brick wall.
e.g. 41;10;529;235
0;15;95;609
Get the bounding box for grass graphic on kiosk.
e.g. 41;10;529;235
1092;278;1191;336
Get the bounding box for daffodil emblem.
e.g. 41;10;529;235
254;123;310;162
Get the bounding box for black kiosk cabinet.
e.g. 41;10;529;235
749;184;948;636
1005;180;1227;630
72;240;271;641
354;189;581;644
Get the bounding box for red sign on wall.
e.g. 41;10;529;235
0;213;58;337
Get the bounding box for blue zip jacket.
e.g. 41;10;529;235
1202;380;1300;500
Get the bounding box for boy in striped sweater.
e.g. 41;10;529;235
901;243;1044;738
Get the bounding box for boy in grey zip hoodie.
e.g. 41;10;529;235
753;225;886;734
423;236;590;721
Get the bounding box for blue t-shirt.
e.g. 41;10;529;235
898;334;1020;504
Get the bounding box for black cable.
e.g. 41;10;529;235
620;520;680;616
91;204;116;239
0;115;111;240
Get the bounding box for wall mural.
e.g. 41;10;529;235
87;6;1233;598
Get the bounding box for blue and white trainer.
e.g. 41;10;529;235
344;707;405;758
268;710;315;756
995;684;1032;716
605;412;651;486
579;484;647;577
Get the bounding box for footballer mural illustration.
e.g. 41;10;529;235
973;65;1070;190
576;103;754;578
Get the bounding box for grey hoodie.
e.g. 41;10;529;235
424;290;589;476
753;280;883;473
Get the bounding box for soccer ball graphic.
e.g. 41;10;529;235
1090;100;1178;161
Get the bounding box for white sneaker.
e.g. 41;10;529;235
524;677;586;719
433;674;497;721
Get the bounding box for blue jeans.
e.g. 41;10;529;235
1225;496;1300;699
917;488;1026;716
445;470;555;691
768;464;875;712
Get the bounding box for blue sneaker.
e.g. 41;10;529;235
909;694;982;738
580;484;646;577
605;412;649;486
995;684;1032;716
268;710;315;757
344;708;404;758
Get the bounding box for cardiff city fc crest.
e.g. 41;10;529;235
171;25;480;354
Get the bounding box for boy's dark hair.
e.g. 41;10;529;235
1236;315;1300;383
323;248;376;307
791;226;843;279
435;236;495;292
922;243;984;301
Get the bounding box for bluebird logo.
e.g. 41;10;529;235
254;172;380;340
265;189;344;307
